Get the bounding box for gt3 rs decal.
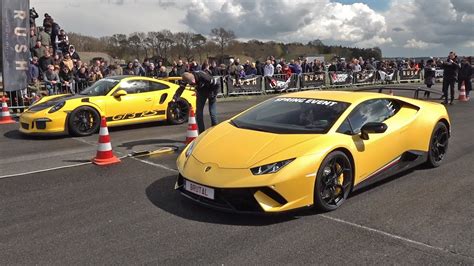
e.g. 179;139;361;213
106;110;166;122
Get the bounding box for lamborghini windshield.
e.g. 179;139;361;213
231;97;350;134
80;78;120;96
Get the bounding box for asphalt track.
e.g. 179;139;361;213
0;84;473;264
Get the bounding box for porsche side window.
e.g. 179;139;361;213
340;99;399;134
119;80;149;94
149;81;170;92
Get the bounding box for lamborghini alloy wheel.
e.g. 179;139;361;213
68;106;100;136
314;151;353;211
167;98;189;125
427;122;449;168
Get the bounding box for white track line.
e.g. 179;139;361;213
131;156;178;173
320;214;471;259
0;162;92;179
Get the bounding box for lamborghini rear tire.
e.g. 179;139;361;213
426;122;449;168
167;98;189;125
314;151;353;212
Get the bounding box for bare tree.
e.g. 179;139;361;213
128;32;146;59
210;27;236;62
192;34;206;63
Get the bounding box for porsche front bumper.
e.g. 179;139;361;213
19;110;67;135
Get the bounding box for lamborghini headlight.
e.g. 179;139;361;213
48;101;65;113
185;141;196;158
251;158;295;175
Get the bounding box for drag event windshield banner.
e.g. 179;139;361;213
226;75;262;94
1;0;30;92
300;72;326;88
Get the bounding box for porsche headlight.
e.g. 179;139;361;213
48;101;65;113
185;141;196;158
251;158;295;175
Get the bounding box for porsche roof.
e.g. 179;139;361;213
283;91;393;104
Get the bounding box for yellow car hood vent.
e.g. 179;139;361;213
192;122;317;168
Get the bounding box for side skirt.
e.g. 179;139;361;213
353;150;428;191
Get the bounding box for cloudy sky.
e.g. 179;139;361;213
31;0;474;57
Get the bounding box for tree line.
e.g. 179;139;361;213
67;27;382;64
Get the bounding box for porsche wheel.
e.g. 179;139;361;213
68;106;100;136
314;151;353;211
426;122;449;168
167;98;189;125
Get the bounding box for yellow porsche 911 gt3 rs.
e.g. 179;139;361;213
176;91;450;213
19;76;196;136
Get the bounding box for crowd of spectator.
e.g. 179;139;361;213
28;9;84;96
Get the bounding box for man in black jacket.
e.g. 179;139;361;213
181;71;219;133
458;57;473;99
442;52;460;105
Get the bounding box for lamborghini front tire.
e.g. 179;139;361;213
314;151;353;212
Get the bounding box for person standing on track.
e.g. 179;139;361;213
458;57;473;100
441;51;460;105
180;71;220;134
423;57;436;98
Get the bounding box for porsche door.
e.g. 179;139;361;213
106;79;155;124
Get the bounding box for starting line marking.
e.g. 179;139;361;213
131;156;179;173
0;162;92;179
319;214;472;259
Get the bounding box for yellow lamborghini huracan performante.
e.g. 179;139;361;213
176;91;450;213
19;76;196;136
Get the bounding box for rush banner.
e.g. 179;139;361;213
399;69;421;80
300;72;325;88
226;75;262;94
1;0;30;92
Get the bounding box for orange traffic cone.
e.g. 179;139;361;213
185;106;198;145
0;96;15;124
458;81;468;102
92;117;120;166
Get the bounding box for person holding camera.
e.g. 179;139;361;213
441;51;460;105
180;71;220;133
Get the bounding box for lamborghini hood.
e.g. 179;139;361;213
27;94;86;112
192;122;319;168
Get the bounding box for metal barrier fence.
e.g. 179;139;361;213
2;68;442;113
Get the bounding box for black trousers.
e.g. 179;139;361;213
442;78;455;103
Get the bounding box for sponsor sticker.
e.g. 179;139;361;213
275;97;338;106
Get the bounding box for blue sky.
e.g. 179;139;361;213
333;0;390;11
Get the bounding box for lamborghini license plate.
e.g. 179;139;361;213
184;180;215;200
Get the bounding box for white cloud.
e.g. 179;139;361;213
403;39;429;49
465;41;474;48
384;0;474;55
183;0;390;48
